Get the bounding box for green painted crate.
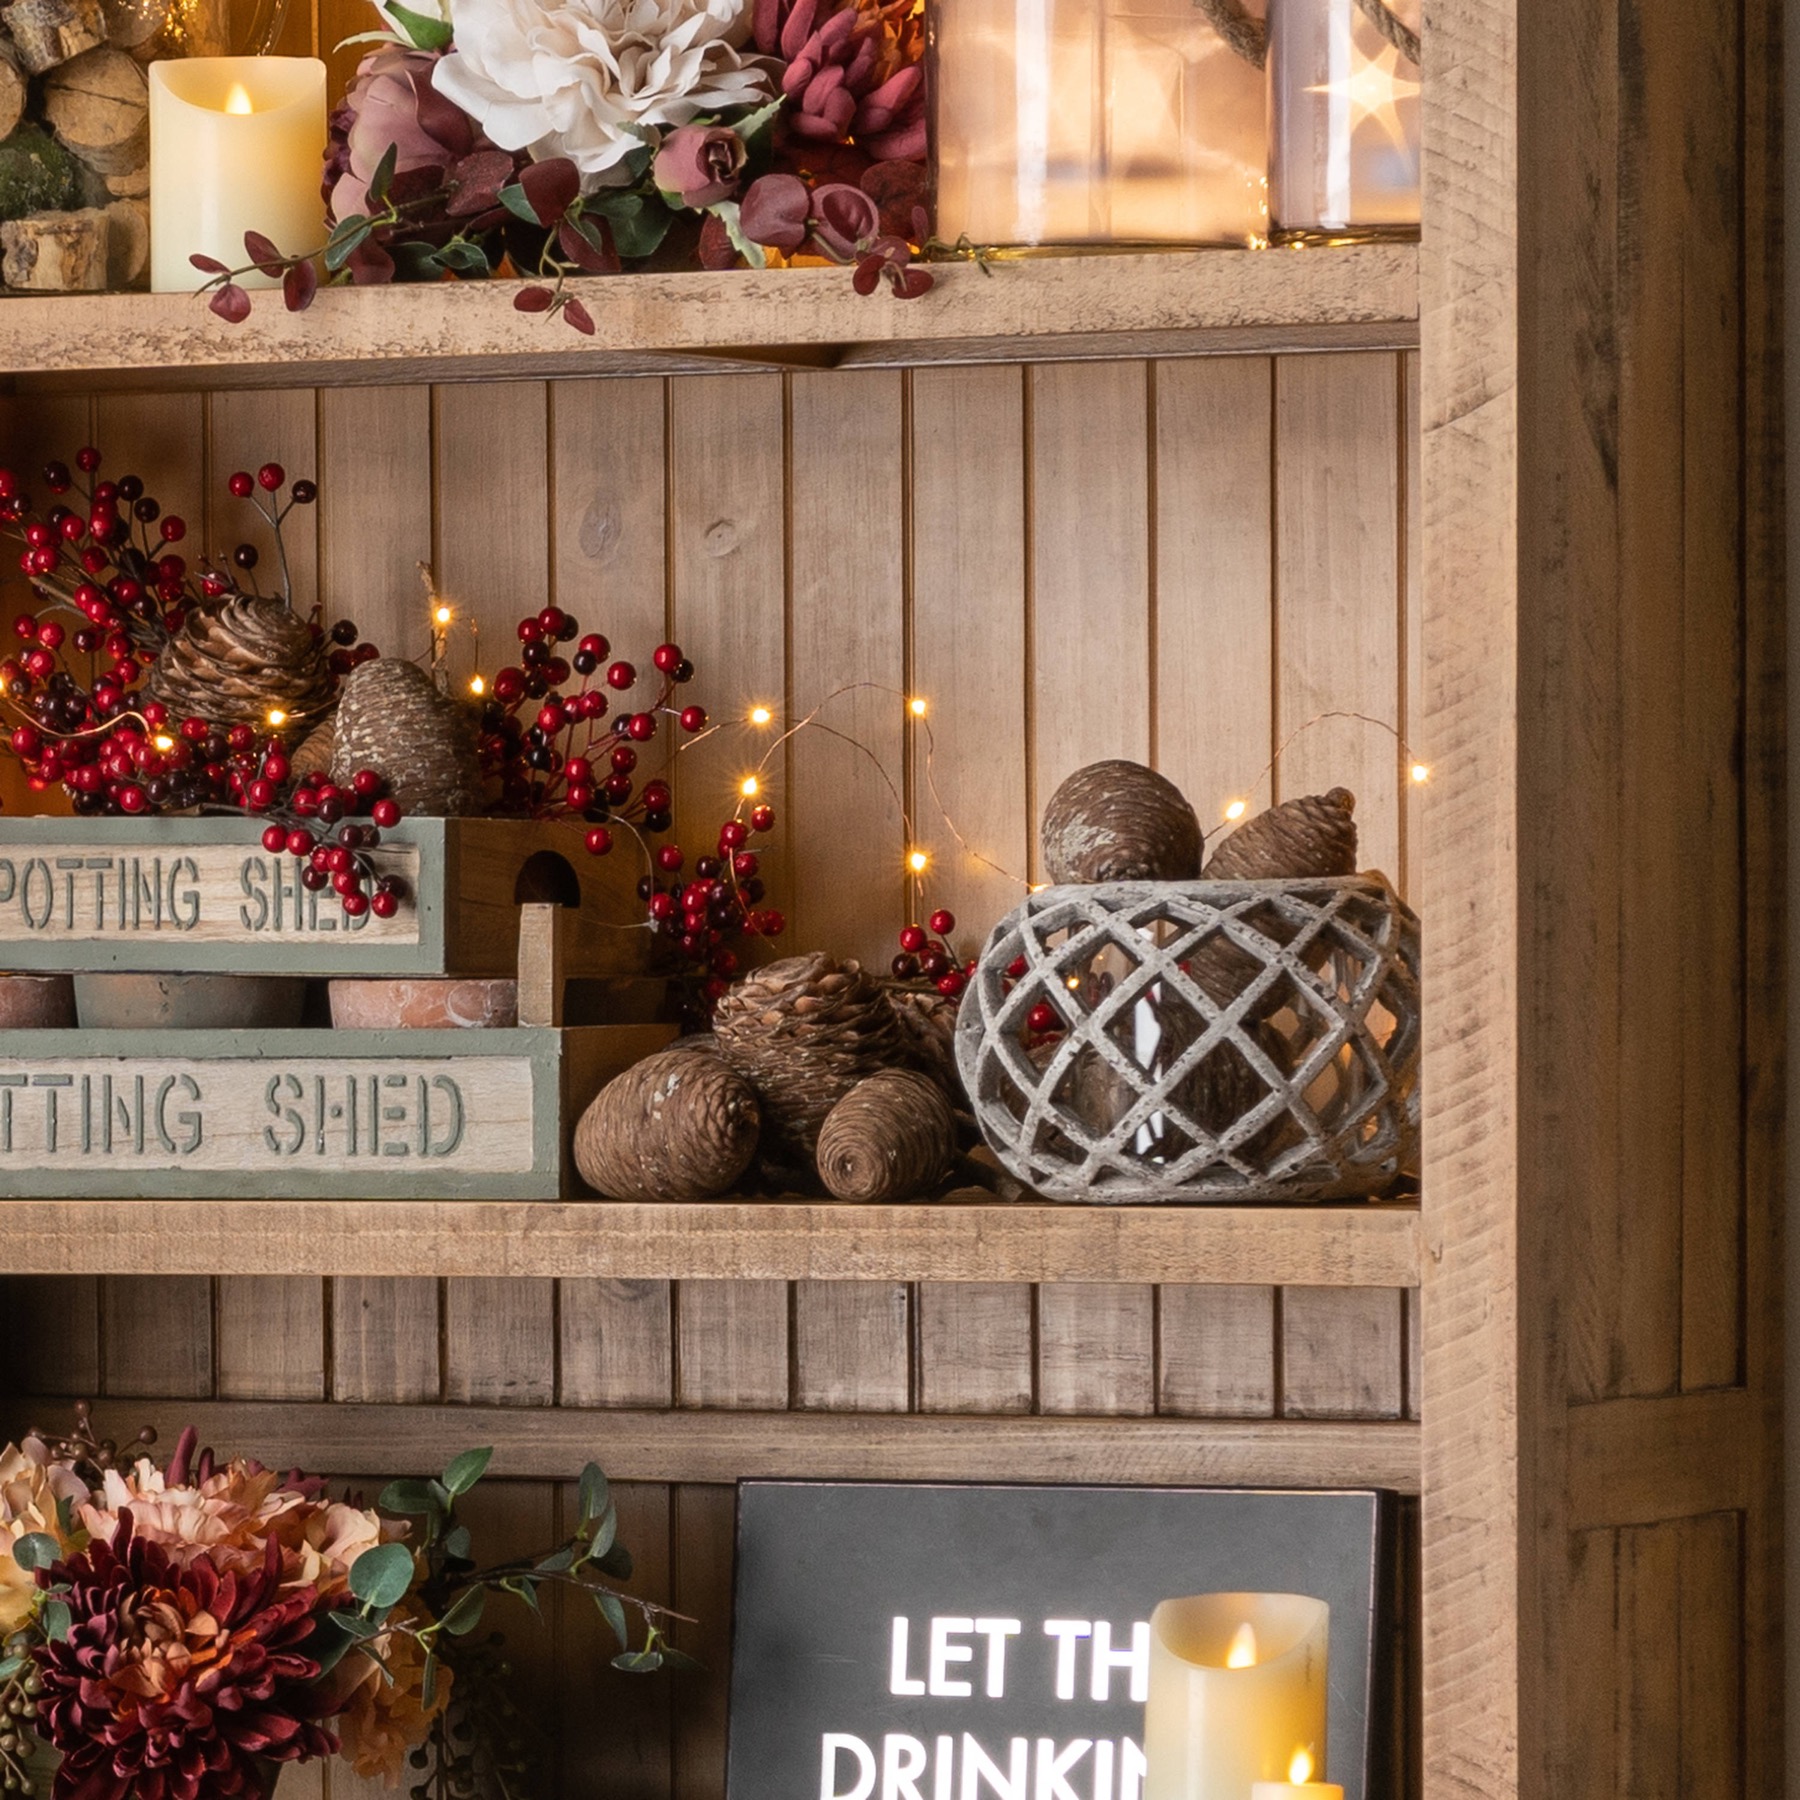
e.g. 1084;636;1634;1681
0;1024;670;1198
0;817;646;978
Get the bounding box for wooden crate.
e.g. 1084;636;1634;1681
0;1023;670;1198
0;816;648;978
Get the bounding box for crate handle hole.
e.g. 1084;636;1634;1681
515;850;582;909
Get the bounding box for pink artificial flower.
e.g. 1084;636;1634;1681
325;45;477;222
654;124;748;207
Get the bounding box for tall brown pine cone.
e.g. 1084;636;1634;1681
574;1046;762;1201
144;595;334;731
330;657;483;817
712;952;907;1157
1041;760;1203;885
1203;787;1358;880
816;1068;956;1203
888;987;963;1100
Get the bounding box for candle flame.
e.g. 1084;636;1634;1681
224;82;255;114
1226;1622;1258;1669
1289;1748;1315;1784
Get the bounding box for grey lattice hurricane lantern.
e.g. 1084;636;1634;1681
953;875;1420;1202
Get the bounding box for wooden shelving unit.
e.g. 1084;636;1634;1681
0;1194;1421;1284
0;242;1417;389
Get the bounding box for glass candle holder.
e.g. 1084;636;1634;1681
104;0;292;62
1267;0;1419;240
929;0;1267;249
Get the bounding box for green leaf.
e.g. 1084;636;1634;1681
438;1583;486;1637
612;1649;663;1673
499;183;542;226
0;1653;24;1681
594;1541;634;1581
576;1464;610;1526
709;200;767;270
594;1590;629;1651
366;139;399;210
55;1495;74;1535
323;218;372;273
660;1646;704;1672
349;1542;415;1610
11;1532;60;1572
535;1547;575;1574
441;1447;492;1497
310;1625;356;1677
501;1576;542;1618
379;1479;443;1516
585;1507;618;1563
735;96;784;143
333;26;406;50
40;1598;71;1644
328;1611;388;1641
421;1650;439;1711
428;239;493;275
442;1524;473;1562
585;194;671;261
385;0;453;49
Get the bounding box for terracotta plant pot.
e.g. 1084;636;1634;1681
0;973;76;1028
327;977;519;1030
73;972;308;1031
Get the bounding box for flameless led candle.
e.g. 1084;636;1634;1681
1252;1746;1345;1800
149;55;326;292
1141;1593;1329;1800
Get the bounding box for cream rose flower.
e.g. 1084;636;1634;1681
0;1440;87;1635
431;0;776;189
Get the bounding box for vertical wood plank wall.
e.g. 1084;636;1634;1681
2;350;1423;1796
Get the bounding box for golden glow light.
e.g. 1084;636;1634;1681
749;705;773;727
908;697;928;718
266;708;287;728
469;675;486;697
152;734;174;752
1288;1749;1315;1784
1410;762;1431;784
1224;799;1248;822
433;604;453;627
1307;46;1419;147
740;775;759;798
1226;1622;1258;1669
224;82;254;114
907;849;929;875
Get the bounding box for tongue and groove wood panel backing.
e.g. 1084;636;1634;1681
1;353;1423;1795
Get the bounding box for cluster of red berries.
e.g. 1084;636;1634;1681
478;608;785;1002
256;769;408;920
0;449;374;818
892;909;975;1001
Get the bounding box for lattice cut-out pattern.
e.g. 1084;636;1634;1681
954;875;1421;1202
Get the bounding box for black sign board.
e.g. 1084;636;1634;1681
728;1482;1392;1800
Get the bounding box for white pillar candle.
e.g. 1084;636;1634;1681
1251;1745;1345;1800
1141;1592;1330;1800
149;55;326;293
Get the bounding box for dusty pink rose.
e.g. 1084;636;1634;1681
740;171;811;250
654;124;748;206
326;44;478;222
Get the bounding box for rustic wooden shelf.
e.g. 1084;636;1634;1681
0;1193;1420;1284
15;1399;1423;1495
0;243;1417;391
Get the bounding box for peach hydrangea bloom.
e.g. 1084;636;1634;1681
0;1438;88;1634
323;1600;454;1788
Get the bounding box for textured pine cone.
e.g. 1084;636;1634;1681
330;656;482;817
888;986;962;1100
575;1045;762;1201
1203;787;1358;880
144;594;334;731
713;952;907;1157
1041;760;1203;885
816;1067;956;1202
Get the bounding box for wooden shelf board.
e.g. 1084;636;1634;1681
0;244;1417;391
0;1193;1420;1285
21;1399;1422;1494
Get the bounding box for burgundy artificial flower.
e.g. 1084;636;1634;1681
654;125;748;207
809;182;880;258
754;0;926;162
740;172;812;251
34;1516;338;1800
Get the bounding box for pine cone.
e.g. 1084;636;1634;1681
713;952;906;1157
574;1046;762;1201
816;1067;955;1202
1204;787;1358;880
144;595;333;731
330;656;482;817
888;986;962;1099
291;718;335;780
1041;760;1203;885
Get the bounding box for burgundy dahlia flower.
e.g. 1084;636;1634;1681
753;0;926;162
34;1517;337;1800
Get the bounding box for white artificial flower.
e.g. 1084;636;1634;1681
432;0;775;189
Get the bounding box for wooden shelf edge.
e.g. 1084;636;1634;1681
0;244;1418;388
14;1399;1422;1494
0;1194;1421;1285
